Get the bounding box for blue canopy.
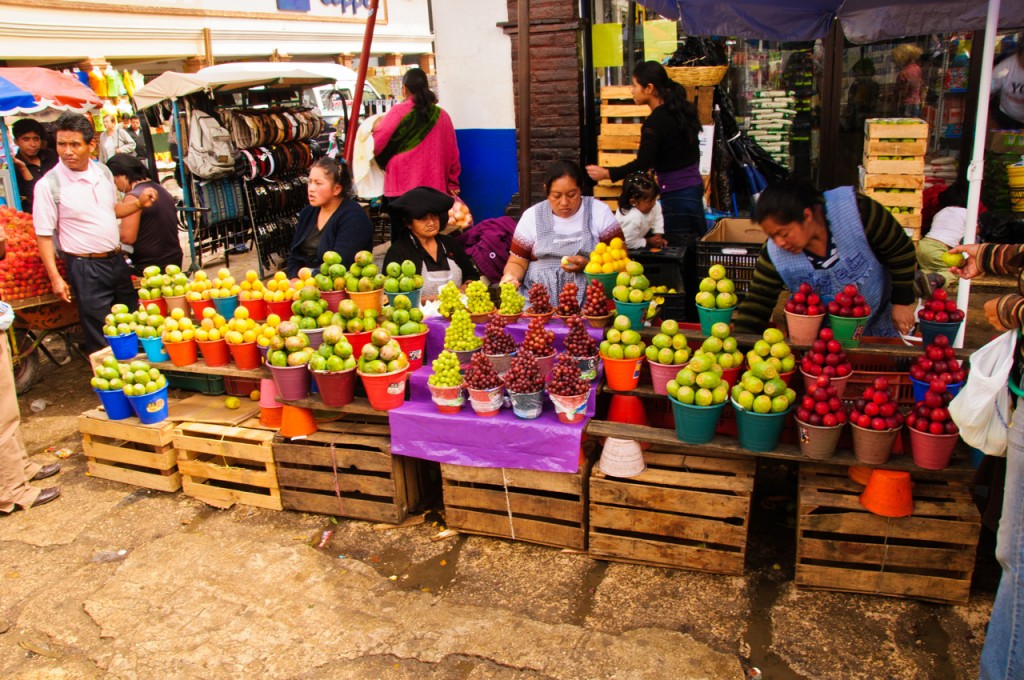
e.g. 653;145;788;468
0;76;38;114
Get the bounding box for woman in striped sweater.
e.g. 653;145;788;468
732;179;918;338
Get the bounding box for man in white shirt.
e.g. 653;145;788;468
33;112;157;353
992;44;1024;128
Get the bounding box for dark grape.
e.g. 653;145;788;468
547;353;589;396
464;352;503;390
504;349;545;393
564;315;597;357
522;316;555;356
557;282;581;316
527;283;553;314
482;313;517;355
582;281;608;316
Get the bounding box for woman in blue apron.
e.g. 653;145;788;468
733;178;918;337
501;160;624;305
384;187;480;299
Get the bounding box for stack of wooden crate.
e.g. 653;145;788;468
860;118;929;241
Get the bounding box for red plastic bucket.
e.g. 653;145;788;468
188;298;214;319
266;299;295;321
197;339;229;367
228;342;260;370
910;429;960;470
467;385;504;417
269;364;312;401
359;367;408;411
344;331;372;358
395;330;429;371
311;368;357;408
428;383;465;413
164;339;198;367
648;360;683;396
240;298;267;322
141;296;168;316
320;289;347;312
720;366;742;390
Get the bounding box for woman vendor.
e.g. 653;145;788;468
384;186;480;298
500;160;623;305
733;178;918;337
285;157;373;278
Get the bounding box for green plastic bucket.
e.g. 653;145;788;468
828;314;866;348
587;271;619;293
614;300;648;329
732;399;792;452
697;305;734;336
669;396;726;444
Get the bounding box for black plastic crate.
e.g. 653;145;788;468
629;234;697;322
695;218;766;300
165;370;225;395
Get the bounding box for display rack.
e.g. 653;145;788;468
243;174;306;277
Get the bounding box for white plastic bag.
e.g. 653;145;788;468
949;330;1016;457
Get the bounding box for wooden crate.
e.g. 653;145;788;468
796;464;980;605
904;226;921;241
892;212;923;229
860;171;925;191
864;139;928;156
862;156;925;175
273;418;421;524
441;459;592;550
861;188;924;209
173;422;281;510
588;448;755;575
79;408;181;492
864;119;929;139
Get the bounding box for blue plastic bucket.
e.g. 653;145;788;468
139;336;170;363
106;332;139;361
94;388;133;420
910;377;964;403
126;385;169;425
385;288;422;308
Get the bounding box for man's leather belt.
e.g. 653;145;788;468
66;246;122;259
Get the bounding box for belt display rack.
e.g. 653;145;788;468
243;173;309;274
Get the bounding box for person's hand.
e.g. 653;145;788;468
500;272;520;287
948;243;982;280
12;156;25;172
891;303;916;335
138;187;158;208
647;235;668;249
560;255;586;273
985;298;1008;331
585;165;610;183
50;277;71;303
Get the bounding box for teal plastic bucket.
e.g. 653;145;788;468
696;305;734;336
827;314;865;348
919;319;962;347
614;300;648;329
669;396;726;444
106;332;139;361
733;400;792;452
126;385;169;425
587;271;619;292
385;288;422;308
212;295;239;318
139;336;170;363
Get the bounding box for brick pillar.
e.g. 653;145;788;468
183;56;208;73
335;54;355;69
417;53;435;74
383;53;403;67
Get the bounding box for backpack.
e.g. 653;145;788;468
184;109;236;179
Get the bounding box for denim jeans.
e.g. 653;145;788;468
981;396;1024;679
659;185;705;246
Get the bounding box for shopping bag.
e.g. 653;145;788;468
949;330;1016;456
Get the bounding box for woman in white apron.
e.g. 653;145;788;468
501;160;624;305
384;187;481;298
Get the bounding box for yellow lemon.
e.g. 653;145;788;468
249;390;260;401
224;396;240;409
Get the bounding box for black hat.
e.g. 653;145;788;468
388;187;454;222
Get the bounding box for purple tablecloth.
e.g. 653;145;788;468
388;365;600;473
423;315;604;365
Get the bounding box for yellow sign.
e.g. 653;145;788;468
592;23;623;69
643;20;677;63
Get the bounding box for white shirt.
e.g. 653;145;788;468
992;55;1024;123
617;202;664;250
927;206;967;248
510;198;622;260
33;161;120;255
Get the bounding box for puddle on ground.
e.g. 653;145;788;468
569;559;609;625
917;614;954;680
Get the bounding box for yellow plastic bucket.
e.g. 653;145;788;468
1008;162;1024;213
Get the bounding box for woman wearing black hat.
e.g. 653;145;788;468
384;187;480;298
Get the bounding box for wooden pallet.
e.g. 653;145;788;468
441;458;592;550
861;188;923;209
173;422;281;510
588;448;755;575
860;171;925;191
864;119;929;139
79;409;181;492
796;464;980;605
862;156;925;175
864;139;928;156
273;418;421;524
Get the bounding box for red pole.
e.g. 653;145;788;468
343;0;380;165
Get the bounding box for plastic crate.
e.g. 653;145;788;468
164;370;225;395
842;338;915;409
224;375;261;397
630;236;696;322
695;218;766;299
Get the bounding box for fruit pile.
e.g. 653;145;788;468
380;295;427;336
342;251;385;293
827;283;870;318
746;329;796;376
906;381;958;435
256;314;281;350
444;309;482;351
0;207;66;301
238;270;267;302
498;282;525;316
111;359;167;397
223;306;259;345
784;282;824;316
849;378;905;431
918;287;964;324
582;281;609;317
263;271;300;303
646;319;691;366
504;350;545;394
695;264;737;310
133;304;167;339
584;237;630;275
466;280;494;316
138;264;188;301
357;328;408;374
694;322;744;369
289;286;331;330
795;375;848;427
599;314;646;360
547;353;589;396
564;315;598;358
331;299;379;334
438;281;464;318
482;314;517;355
610;262;654;305
307;325;357;372
557;281;581;316
800;328;852;378
667;354;728;406
103;303;141;337
463;351;503;390
526;282;553;315
522;315;555;357
161;308;197;344
384;260;424;295
448;200;473;230
267;321;315;367
89;354;133;392
731;360;797;413
313;251;347;292
428;350;464;387
194;307;229;342
910;334;967;385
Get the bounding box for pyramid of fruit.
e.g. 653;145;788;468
384;260;425;295
745;329;796;376
525;282;554;315
695;264;737;310
238;269;266;302
498;282;525;316
437;281;465;318
610;261;654;304
103;303;140;338
307;324;357;372
357;328;408;374
342;251;385;293
444;309;482;351
910;334;967;386
466;280;495;316
330;299;378;334
645;318;691;366
138;264;188;302
482;313;517;355
313;251;347;292
161;308;196;344
694;322;744;369
918;287;964;324
428;350;464;388
584;237;630;274
849;378;905;431
599;314;646;360
264;271;300;304
582;281;609;317
796;375;848;427
133;304;167;340
223;306;259;345
731;359;797;414
667;353;729;406
380;294;427;336
266;320;315;367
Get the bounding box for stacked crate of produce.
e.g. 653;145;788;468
859;118;929;240
746;90;795;167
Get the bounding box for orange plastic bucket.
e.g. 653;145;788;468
859;469;914;517
279;404;317;438
358;367;408;411
164;339;198;367
601;355;644;391
260;406;283;428
197;339;230;367
228;342;260;370
348;289;383;315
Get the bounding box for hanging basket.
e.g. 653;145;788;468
665;65;728;87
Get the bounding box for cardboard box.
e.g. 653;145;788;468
988;129;1024;155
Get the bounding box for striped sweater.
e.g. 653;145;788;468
975;243;1024;330
733;195;917;334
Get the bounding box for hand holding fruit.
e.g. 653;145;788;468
947;244;981;280
892;303;916;335
560;255;586;273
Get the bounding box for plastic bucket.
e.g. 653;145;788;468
228;342;260;370
508;390;544;419
126;385;169;425
779;370;795;387
669;397;725;444
587;271;619;293
785;311;825;345
188;298;214;319
910;377;964;402
260;406;283;428
919;320;963;347
139;336;170;363
395;330;429;372
428;383;465;413
851;423;899;465
240;298;267;322
320;289;346;313
348;289;383;315
466;385;504;417
141;296;168;316
385;288;422;308
344;330;373;358
535;352;556;380
801;370;851;400
796;420;844;460
848;465;873;485
720;366;742;390
94;388;133;420
1008;162;1024;212
584;313;613;329
359;367;408;411
910;429;960;470
258;344;270;364
498;312;522;325
212;295;238;318
300;327;324;348
164;339;198;367
859;469;914;517
266;299;295;320
614;300;648;330
484;352;516;377
524;310;554;325
696;305;734;336
574;355;599;381
311;368;357;408
649;360;683;396
598;437;646;477
269;364;312;401
828;315;866;348
733;400;791;452
452;347;481;369
106;332;139;361
601;355;643;391
549;389;590;423
197;339;229;367
165;295;188;316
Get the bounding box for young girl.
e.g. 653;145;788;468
616;173;667;250
916;180;968;292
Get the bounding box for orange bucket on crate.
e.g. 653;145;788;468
197;339;230;367
601;355;644;391
240;298;267;322
188;298;214;319
228;342;261;370
260;406;283;428
348;289;384;315
358;367;408;411
164;339;198;367
279;404;317;438
859;469;914;517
